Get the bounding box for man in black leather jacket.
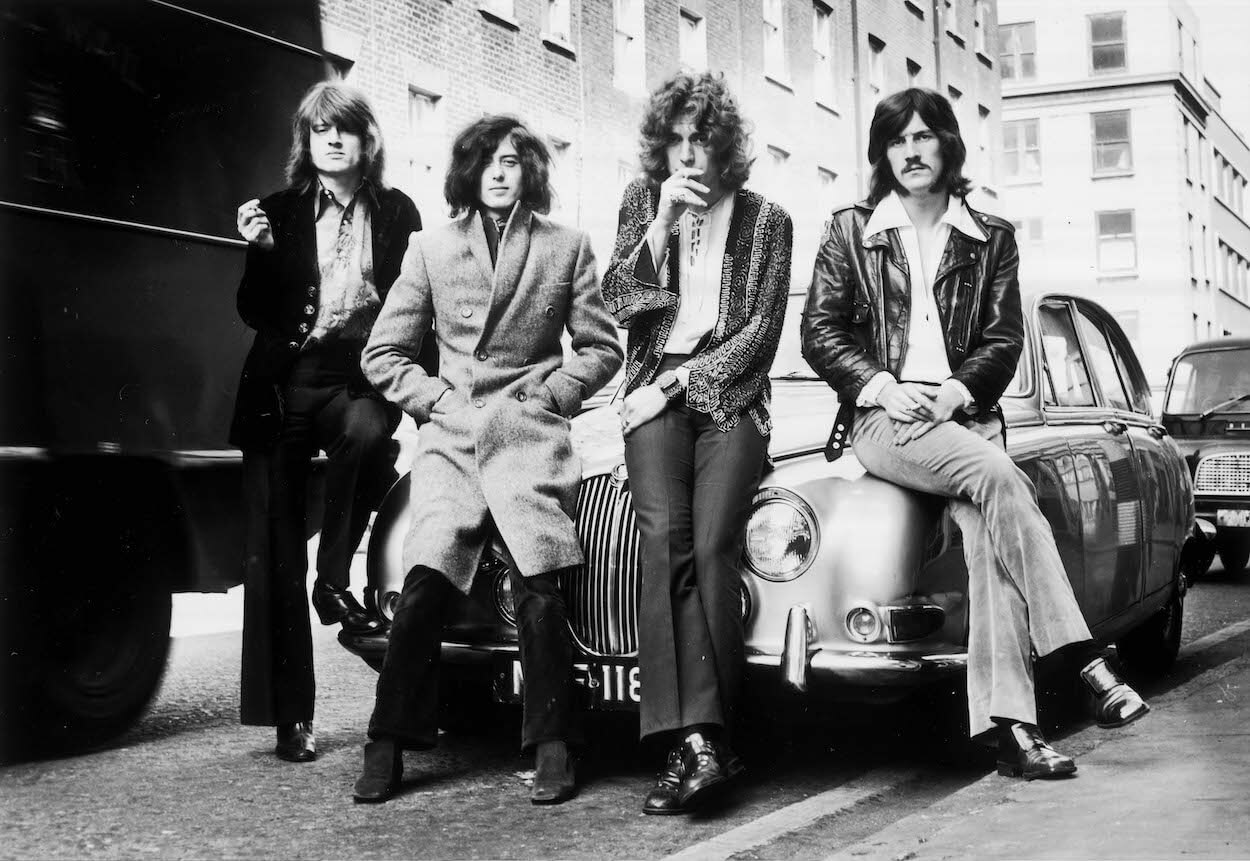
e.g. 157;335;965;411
801;88;1149;780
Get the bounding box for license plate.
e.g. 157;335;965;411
1217;508;1250;527
494;659;640;711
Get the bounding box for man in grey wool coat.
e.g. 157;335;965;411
351;115;623;806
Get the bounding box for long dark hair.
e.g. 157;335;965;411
638;72;752;189
285;81;386;191
444;115;553;216
867;88;971;205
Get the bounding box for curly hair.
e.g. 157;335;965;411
444;115;553;217
867;88;971;205
285;81;386;191
638;72;752;189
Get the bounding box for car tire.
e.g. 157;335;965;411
1217;534;1250;575
1114;587;1183;675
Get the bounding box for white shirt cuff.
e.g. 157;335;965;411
856;371;896;407
674;365;691;389
943;378;975;410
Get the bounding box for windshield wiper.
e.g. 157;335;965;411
1198;392;1250;420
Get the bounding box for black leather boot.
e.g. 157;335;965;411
1081;657;1150;728
643;746;687;815
677;731;739;808
274;721;315;763
531;740;577;805
353;739;403;803
311;581;382;634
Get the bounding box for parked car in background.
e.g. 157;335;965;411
341;294;1198;723
1163;337;1250;575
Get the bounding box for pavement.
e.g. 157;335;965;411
826;621;1250;861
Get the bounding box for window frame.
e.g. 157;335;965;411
999;21;1036;80
1095;209;1137;274
1002;117;1041;182
1088;10;1127;75
1090;109;1133;176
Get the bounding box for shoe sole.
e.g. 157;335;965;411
353;792;393;804
1097;702;1150;729
642;806;689;816
679;774;733;810
274;750;316;763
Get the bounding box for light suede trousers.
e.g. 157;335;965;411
852;407;1092;738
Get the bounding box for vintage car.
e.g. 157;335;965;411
1162;337;1250;575
341;294;1197;717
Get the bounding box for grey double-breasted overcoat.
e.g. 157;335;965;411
362;206;623;592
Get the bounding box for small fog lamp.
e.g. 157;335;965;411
846;606;882;643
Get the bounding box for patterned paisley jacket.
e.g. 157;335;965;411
601;178;793;435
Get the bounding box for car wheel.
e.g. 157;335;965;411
1114;587;1183;675
1217;534;1250;575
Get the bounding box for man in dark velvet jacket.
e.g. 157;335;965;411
229;81;433;763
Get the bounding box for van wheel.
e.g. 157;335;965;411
1218;534;1249;575
1115;587;1183;675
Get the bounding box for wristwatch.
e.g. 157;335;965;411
657;370;685;401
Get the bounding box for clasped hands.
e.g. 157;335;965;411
879;380;965;445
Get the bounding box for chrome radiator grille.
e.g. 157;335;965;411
563;474;643;657
1195;454;1250;495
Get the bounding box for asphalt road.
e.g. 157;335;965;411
2;562;1247;860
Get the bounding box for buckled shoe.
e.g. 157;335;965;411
676;731;738;809
274;721;316;763
353;739;403;804
1081;657;1150;728
996;722;1077;780
642;746;686;815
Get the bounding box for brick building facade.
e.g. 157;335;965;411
319;0;1003;356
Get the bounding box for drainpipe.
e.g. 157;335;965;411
850;0;864;199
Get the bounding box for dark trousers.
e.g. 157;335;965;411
242;343;395;726
624;376;768;743
368;564;578;753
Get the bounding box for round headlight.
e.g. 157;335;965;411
377;590;399;624
743;489;818;582
847;606;882;643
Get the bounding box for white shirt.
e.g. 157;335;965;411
857;191;985;406
664;192;734;355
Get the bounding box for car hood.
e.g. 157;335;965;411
571;379;839;477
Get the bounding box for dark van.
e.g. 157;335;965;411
1163;337;1250;574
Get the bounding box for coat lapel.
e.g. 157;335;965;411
462;210;494;286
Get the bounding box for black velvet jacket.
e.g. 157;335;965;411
228;182;426;450
800;198;1023;458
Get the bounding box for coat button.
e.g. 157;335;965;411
307;285;315;296
545;305;555;318
461;306;473;318
476;349;488;361
304;304;315;315
287;340;299;350
516;391;527;402
298;322;309;334
473;398;485;408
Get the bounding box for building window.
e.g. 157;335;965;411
1198;131;1208;187
1089;11;1126;74
480;0;516;20
1188;213;1196;281
1091;110;1132;174
1182;116;1193;183
868;35;885;94
679;8;707;71
813;3;835;105
999;22;1035;80
1096;210;1136;272
546;136;572;217
978;104;991;182
406;88;445;223
817;166;839;217
613;0;646;95
973;0;987;55
906;57;922;86
763;0;788;82
1003;119;1040;180
545;0;571;43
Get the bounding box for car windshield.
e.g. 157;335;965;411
1165;347;1250;415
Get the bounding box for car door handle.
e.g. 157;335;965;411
1147;424;1167;439
1102;420;1128;435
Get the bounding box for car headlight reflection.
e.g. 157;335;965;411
743;489;818;582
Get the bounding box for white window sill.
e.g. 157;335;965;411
1092;169;1135;180
946;28;966;47
478;6;520;30
815;97;840;117
765;73;794;92
542;34;576;58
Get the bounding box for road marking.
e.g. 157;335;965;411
1179;618;1250;654
662;767;920;861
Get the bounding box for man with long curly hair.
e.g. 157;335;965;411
603;72;792;815
352;115;622;805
